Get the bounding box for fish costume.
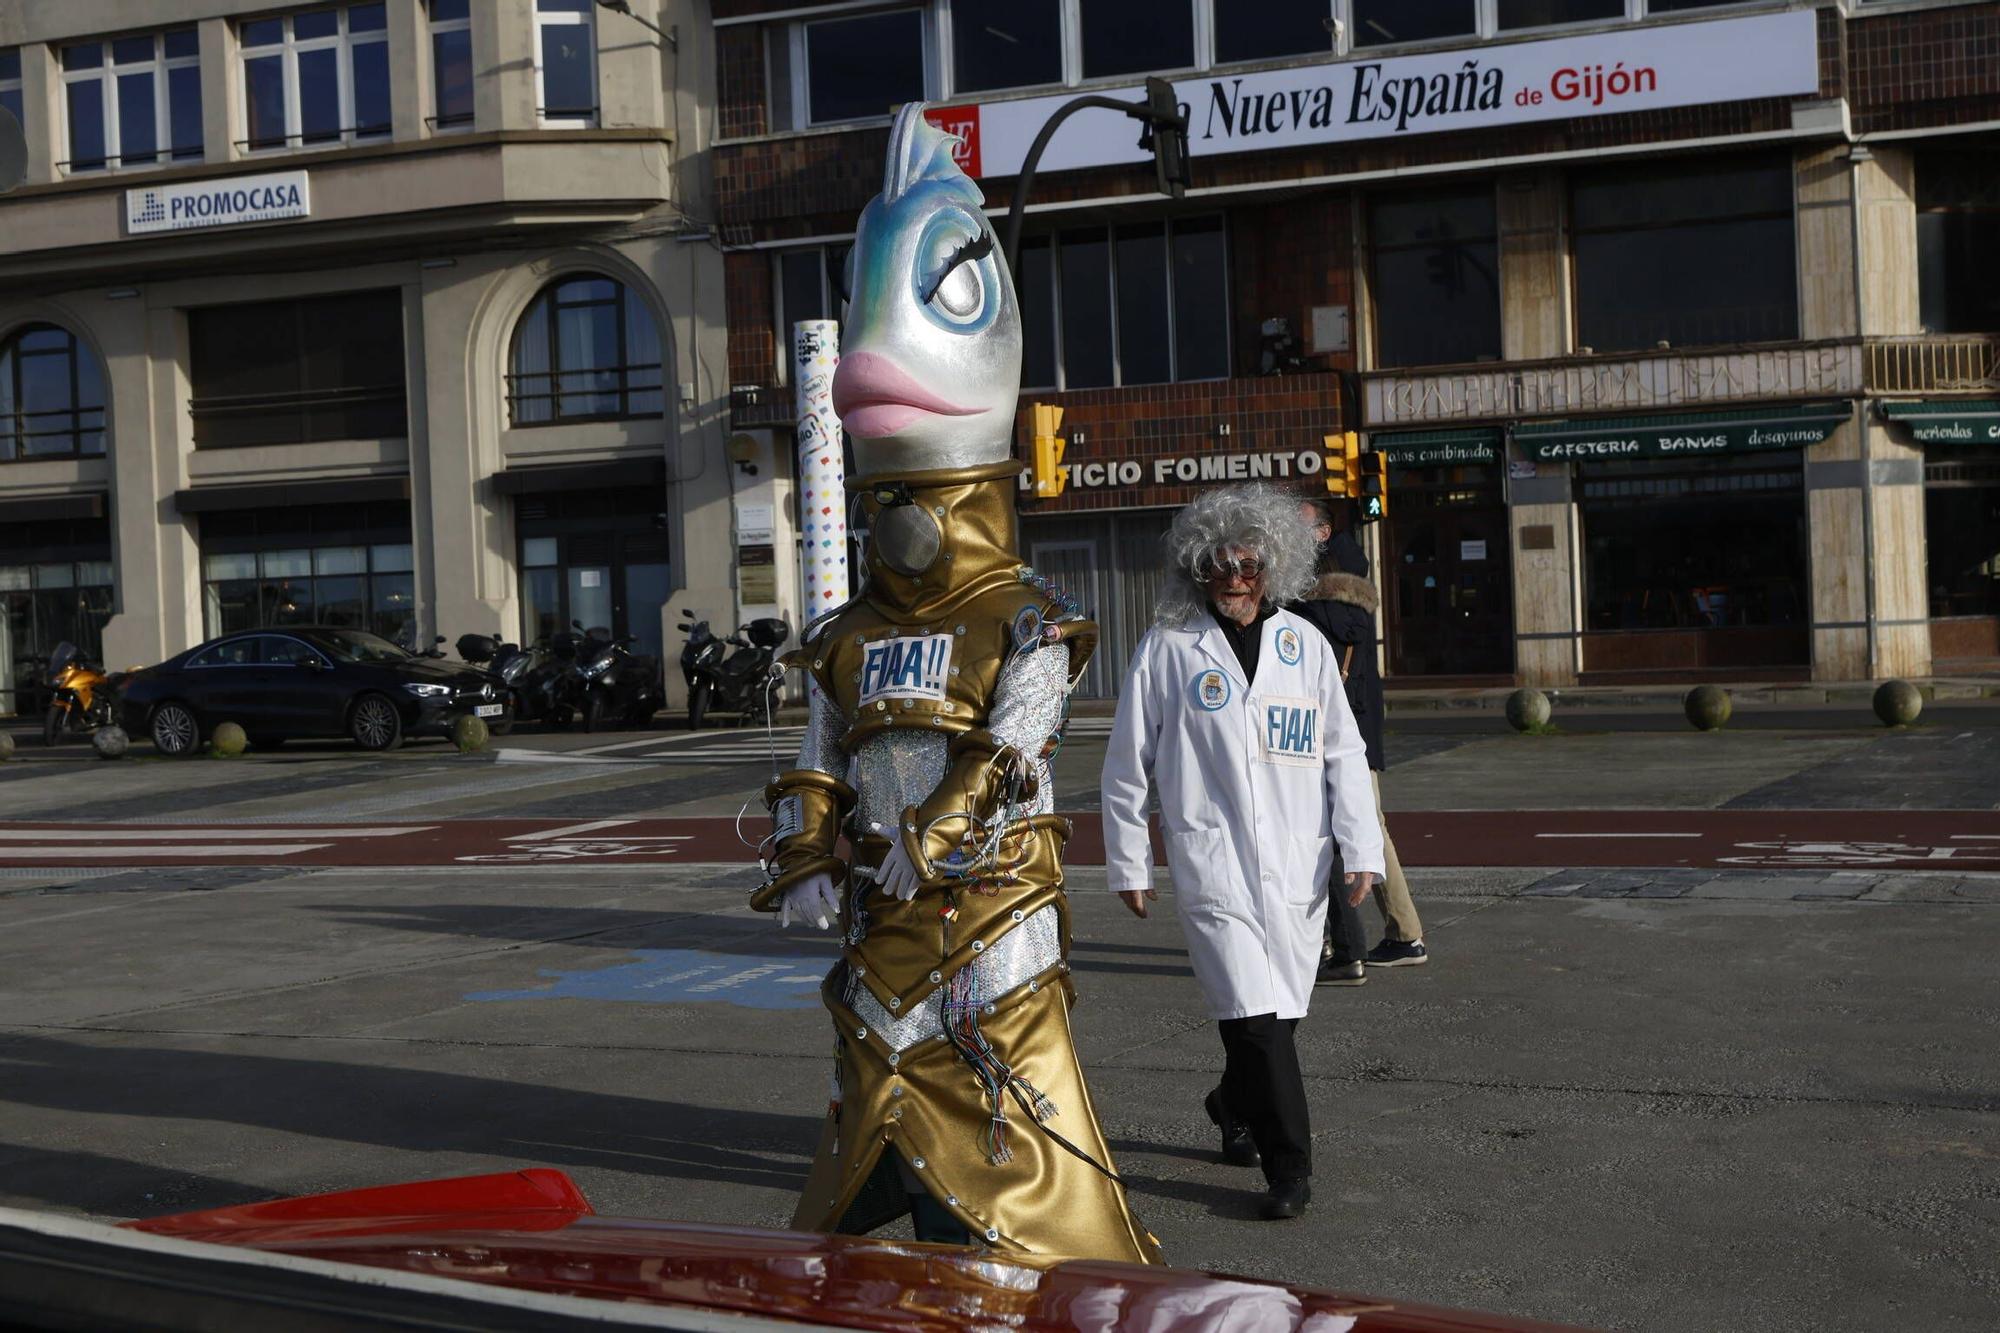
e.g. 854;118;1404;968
752;104;1161;1264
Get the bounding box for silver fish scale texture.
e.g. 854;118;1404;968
794;687;850;780
846;905;1063;1053
987;643;1070;818
853;729;949;836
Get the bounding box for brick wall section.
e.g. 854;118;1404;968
1849;2;2000;132
1228;193;1357;379
1009;374;1348;514
726;250;775;389
715;25;766;141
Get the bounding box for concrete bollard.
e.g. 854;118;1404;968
1684;685;1731;731
210;721;247;758
453;713;490;754
1872;679;1923;727
0;731;14;761
92;726;129;759
1505;688;1551;732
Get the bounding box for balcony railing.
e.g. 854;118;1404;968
1361;335;2000;428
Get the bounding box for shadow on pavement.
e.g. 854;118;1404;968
0;1145;279;1219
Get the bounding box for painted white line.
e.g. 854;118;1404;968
1534;832;1702;839
0;827;436;842
508;818;638;842
570;734;698;756
0;844;331;858
492;750;665;766
1949;835;2000;841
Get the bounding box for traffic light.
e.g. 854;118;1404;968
1324;431;1359;498
1141;77;1189;200
1031;403;1067;498
1356;444;1389;522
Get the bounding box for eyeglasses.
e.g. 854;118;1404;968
1199;556;1266;582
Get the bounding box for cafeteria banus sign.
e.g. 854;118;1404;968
126;170;310;235
925;10;1817;179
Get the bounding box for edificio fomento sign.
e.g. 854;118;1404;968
926;10;1817;179
126;170;310;235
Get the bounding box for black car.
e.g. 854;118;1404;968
118;627;510;756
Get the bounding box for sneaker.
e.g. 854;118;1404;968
1204;1088;1261;1169
1260;1178;1312;1220
1315;958;1366;987
1365;938;1429;968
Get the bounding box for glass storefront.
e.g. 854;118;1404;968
0;516;113;716
516;487;671;663
198;500;415;645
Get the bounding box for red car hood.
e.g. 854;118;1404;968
112;1169;1589;1333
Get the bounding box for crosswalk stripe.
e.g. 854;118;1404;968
0;844;333;858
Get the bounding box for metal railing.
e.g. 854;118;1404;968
1863;335;2000;396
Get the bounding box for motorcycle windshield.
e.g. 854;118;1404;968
45;642;77;680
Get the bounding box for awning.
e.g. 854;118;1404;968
1512;402;1851;462
0;492;105;523
1371;427;1501;469
175;474;410;513
492;458;666;496
1880;399;2000;444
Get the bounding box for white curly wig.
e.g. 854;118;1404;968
1154;483;1320;629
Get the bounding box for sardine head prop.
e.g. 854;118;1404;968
832;104;1022;478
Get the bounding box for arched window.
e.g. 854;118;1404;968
0;324;106;461
507;276;663;426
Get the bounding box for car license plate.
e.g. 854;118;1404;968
474;703;505;718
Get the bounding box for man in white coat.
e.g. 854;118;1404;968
1100;483;1384;1221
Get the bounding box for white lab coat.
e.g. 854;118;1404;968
1100;609;1385;1021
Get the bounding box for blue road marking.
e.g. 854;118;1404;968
468;949;828;1009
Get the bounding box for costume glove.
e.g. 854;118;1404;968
872;842;922;902
779;872;842;929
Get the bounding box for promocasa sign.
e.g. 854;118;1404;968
924;10;1817;179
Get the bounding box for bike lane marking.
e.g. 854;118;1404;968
504;819;637;841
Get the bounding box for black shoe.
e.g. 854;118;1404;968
1365;938;1429;968
1204;1088;1260;1168
1316;958;1367;987
1261;1178;1312;1220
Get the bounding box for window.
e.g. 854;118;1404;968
0;48;24;135
1572;156;1796;353
1081;0;1193;79
1352;0;1476;47
430;0;474;130
1916;151;2000;335
199;503;415;642
516;489;672;660
1579;457;1806;633
951;0;1061;93
59;29;202;172
240;4;390;151
1214;1;1335;66
1368;187;1501;369
0;324;107;461
806;9;924;125
188;290;408;448
1018;217;1229;390
535;0;597;126
509;276;664;425
1498;0;1625;28
773;246;853;377
0;540;114;717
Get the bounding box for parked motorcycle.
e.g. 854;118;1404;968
42;641;118;747
455;632;557;733
567;621;660;732
677;612;789;731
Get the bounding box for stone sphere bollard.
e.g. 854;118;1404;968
1873;679;1923;727
1684;685;1732;731
92;726;129;759
1505;688;1551;732
0;731;14;761
453;713;490;754
209;721;247;758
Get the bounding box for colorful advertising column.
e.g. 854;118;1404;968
793;319;849;622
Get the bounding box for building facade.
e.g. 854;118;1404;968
0;0;746;716
712;0;2000;693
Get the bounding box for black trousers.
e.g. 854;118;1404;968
1216;1013;1310;1183
1325;864;1368;965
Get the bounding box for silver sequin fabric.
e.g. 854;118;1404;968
794;684;850;780
852;729;949;838
986;642;1070;818
846;905;1062;1052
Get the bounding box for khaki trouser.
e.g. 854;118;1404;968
1369;772;1422;943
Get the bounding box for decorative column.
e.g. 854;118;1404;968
793;319;849;623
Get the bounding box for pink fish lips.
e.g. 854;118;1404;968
831;351;987;438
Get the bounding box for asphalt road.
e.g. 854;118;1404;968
1;713;1996;1330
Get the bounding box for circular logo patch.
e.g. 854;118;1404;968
1193;668;1232;711
1275;626;1303;666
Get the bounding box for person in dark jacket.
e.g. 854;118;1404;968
1290;499;1427;978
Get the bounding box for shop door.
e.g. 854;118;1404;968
1027;539;1108;698
1387;507;1514;676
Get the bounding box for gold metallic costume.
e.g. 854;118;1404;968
755;464;1160;1264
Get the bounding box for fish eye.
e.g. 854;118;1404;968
915;218;992;328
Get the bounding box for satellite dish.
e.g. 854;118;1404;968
0;105;25;195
